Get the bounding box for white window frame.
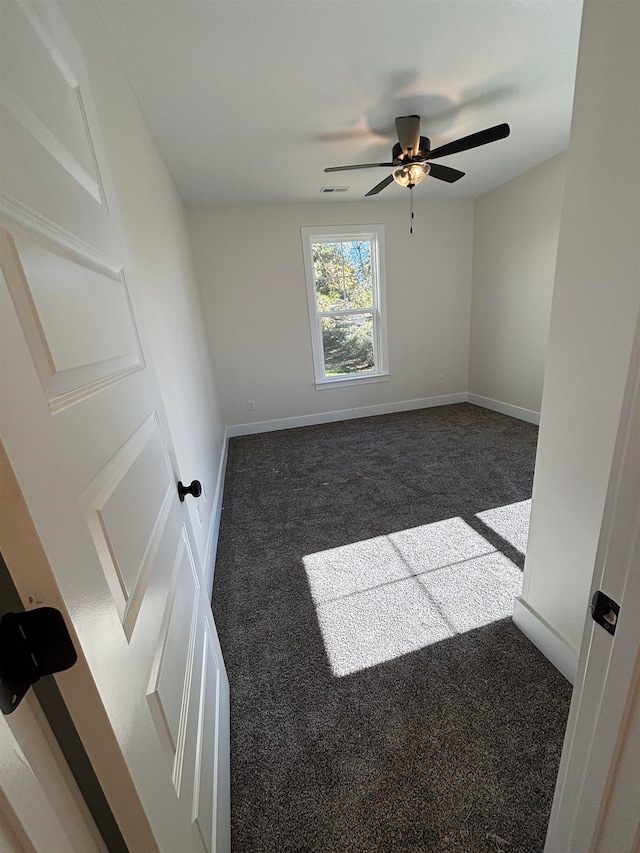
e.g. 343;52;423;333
301;224;389;389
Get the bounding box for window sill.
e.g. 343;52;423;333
314;373;390;390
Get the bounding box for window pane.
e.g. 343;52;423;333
313;242;345;311
341;241;372;309
312;240;373;312
321;314;374;376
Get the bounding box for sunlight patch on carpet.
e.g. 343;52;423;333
303;513;525;677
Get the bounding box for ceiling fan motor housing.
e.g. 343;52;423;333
392;136;431;162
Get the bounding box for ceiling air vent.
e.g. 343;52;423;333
320;186;349;194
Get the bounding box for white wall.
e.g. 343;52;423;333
64;6;226;572
188;200;474;427
469;153;566;415
521;0;640;656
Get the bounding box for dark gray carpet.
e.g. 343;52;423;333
212;403;572;852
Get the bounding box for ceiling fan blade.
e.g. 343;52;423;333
324;162;396;172
395;115;421;156
427;163;465;183
365;175;394;197
427;123;510;160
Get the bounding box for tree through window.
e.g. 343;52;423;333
302;226;388;387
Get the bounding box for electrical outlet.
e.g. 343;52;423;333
248;400;255;411
438;374;445;385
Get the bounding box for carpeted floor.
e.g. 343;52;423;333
212;403;572;852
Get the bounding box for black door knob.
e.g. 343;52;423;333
177;479;202;502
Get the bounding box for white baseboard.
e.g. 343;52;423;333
203;433;229;599
513;596;578;684
226;393;468;437
467;393;540;425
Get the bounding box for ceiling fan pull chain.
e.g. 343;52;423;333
410;185;415;235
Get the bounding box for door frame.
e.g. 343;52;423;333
545;312;640;851
0;544;126;852
0;687;107;853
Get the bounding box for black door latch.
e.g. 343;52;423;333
591;590;620;637
0;607;77;714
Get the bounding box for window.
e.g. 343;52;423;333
301;225;388;388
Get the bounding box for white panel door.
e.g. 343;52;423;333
0;2;230;850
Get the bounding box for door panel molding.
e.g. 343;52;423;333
194;621;223;853
80;412;174;624
146;530;199;762
0;0;107;206
0;216;144;413
1;88;102;204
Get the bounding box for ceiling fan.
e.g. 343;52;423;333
324;115;510;196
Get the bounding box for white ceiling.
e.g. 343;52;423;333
94;0;583;206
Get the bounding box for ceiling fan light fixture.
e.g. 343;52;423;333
393;161;430;188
